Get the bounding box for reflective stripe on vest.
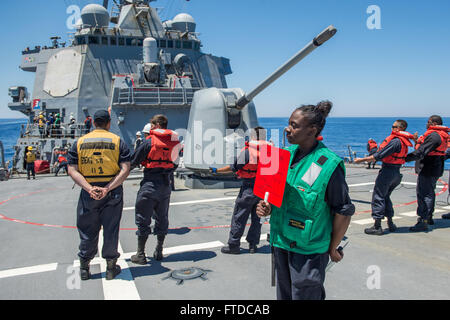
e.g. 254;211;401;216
236;140;271;179
142;129;180;169
378;131;413;165
269;142;343;255
77;129;120;183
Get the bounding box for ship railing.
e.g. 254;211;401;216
22;123;92;140
114;86;201;106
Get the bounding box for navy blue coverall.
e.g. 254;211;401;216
68;140;131;260
130;139;178;237
405;132;445;221
227;148;263;248
370;138;403;220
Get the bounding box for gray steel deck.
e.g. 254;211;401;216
0;164;449;300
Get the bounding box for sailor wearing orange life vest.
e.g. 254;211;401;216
443;147;450;220
405;115;449;231
209;127;268;254
129;114;181;264
366;138;378;169
354;120;416;235
54;154;68;176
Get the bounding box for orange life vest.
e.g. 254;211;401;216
236;140;271;179
58;156;67;163
415;126;449;156
368;139;378;151
378;131;413;165
141;129;180;169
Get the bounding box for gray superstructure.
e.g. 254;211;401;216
7;0;231;173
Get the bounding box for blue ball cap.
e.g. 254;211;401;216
93;109;111;123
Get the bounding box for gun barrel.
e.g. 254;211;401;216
236;25;337;109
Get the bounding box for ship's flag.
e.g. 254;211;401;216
253;145;290;208
32;99;41;111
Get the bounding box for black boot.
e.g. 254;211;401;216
409;219;429;232
427;215;434;225
387;218;397;232
249;244;257;254
153;235;165;261
79;258;91;281
442;213;450;219
106;259;121;280
221;244;240;254
131;236;148;265
364;219;383;235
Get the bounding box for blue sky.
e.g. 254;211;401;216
0;0;449;118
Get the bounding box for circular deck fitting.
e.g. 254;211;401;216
162;267;211;285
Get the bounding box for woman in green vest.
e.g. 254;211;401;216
256;101;354;300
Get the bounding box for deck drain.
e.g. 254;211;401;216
162;267;212;285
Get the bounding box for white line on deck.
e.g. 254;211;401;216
0;263;58;279
74;240;226;266
348;182;375;187
240;233;269;243
347;182;444;189
98;230;140;300
352;217;402;225
123;196;236;211
399;209;445;217
121;240;225;260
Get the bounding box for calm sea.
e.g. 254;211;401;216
0;117;449;169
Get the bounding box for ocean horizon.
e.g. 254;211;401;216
1;117;449;170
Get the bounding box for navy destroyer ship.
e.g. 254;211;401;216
7;0;233;173
1;1;449;302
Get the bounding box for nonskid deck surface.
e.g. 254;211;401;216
0;165;449;300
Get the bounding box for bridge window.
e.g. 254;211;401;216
167;40;174;48
176;40;181;49
159;39;166;48
194;41;200;50
88;36;99;45
118;37;125;46
110;37;117;45
137;38;143;46
126;38;135;46
76;36;86;45
102;37;108;45
183;41;192;49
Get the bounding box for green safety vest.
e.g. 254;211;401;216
269;142;344;255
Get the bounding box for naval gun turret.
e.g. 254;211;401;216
183;26;337;184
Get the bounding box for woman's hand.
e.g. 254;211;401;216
256;200;272;217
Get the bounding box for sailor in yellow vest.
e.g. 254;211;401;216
67;110;131;281
38;114;45;138
256;101;354;300
25;146;36;180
